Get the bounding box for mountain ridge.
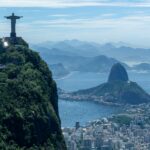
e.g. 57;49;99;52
0;38;66;149
31;40;150;62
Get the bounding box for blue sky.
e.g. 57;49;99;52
1;0;150;47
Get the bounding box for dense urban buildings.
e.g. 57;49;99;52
63;103;150;150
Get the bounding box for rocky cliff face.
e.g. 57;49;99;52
108;63;129;82
0;38;66;149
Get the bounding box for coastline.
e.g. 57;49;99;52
59;95;124;107
55;71;78;80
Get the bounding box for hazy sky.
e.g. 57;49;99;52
1;0;150;47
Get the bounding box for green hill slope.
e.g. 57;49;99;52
0;39;66;149
74;81;150;104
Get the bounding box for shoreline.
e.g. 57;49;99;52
59;94;148;108
59;99;123;128
59;97;123;107
55;71;78;80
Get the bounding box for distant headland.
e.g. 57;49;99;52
59;63;150;105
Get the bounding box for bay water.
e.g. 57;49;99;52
56;71;150;127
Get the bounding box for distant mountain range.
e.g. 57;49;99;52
32;40;100;57
30;40;150;76
132;63;150;72
31;42;126;73
31;39;150;62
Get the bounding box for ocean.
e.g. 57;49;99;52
56;71;150;127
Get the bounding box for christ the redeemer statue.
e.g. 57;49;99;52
5;13;23;38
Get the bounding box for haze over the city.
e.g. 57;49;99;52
1;0;150;47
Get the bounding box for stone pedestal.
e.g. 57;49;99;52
3;37;29;48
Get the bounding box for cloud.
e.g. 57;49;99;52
50;14;71;17
1;0;150;8
19;13;150;47
1;1;150;47
27;13;150;30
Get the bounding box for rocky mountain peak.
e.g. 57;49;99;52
108;63;129;82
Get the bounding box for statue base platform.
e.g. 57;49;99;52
3;37;29;48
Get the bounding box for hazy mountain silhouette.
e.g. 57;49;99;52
32;40;150;62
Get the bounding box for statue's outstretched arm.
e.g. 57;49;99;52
16;16;23;19
4;16;11;19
